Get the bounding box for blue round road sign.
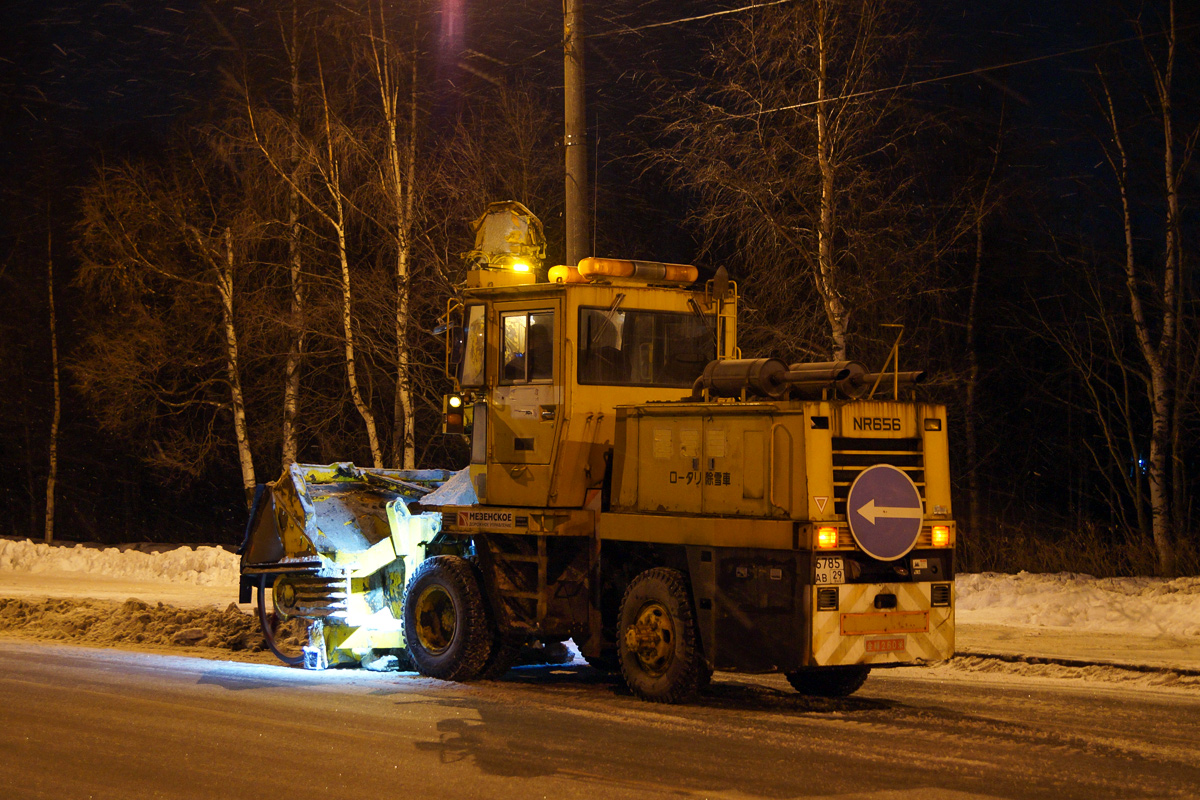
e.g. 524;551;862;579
846;464;924;561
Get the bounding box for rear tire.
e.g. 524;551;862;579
617;567;703;704
402;555;493;681
785;665;871;697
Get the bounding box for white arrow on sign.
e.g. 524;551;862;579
855;498;923;525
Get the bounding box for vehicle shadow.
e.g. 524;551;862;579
494;662;896;713
407;667;904;794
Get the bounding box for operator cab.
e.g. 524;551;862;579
441;203;736;509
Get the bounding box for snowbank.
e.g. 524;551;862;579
0;596;268;653
0;538;239;588
3;537;1200;639
957;572;1200;637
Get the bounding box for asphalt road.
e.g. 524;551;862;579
2;640;1198;800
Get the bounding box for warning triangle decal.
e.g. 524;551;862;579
815;496;828;512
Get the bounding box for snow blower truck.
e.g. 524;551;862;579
239;201;956;702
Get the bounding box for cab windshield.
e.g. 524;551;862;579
577;307;714;387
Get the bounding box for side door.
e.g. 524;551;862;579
487;301;561;505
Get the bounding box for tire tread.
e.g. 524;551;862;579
785;665;871;697
403;555;493;682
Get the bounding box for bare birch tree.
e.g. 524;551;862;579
1092;1;1193;574
651;0;930;361
75;146;260;504
1044;0;1197;574
364;1;422;469
249;52;385;468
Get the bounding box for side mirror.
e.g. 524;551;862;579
447;326;465;368
711;265;729;305
437;307;465;380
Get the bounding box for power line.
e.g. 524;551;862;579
509;0;798;64
735;22;1200;118
590;0;798;39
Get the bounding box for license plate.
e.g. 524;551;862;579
814;555;845;585
865;636;906;653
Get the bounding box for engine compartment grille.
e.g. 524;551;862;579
831;436;925;516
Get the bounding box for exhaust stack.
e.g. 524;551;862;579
692;359;926;400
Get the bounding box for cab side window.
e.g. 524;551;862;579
501;310;554;383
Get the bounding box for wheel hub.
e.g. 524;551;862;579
272;575;297;618
624;602;675;677
414;585;457;655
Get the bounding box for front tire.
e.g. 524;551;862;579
403;555;493;681
257;574;305;666
785;665;871;697
617;567;704;704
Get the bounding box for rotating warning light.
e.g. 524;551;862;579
816;526;839;549
931;526;950;547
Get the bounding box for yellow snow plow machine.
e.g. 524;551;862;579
239;201;956;703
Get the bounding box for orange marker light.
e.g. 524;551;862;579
817;526;839;549
931;526;950;548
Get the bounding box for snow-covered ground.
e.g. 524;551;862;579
2;536;1199;672
957;571;1200;637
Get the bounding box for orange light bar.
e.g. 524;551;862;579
577;257;699;284
817;526;840;549
931;525;950;548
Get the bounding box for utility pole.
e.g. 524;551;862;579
563;0;589;266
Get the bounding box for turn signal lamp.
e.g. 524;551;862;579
817;526;839;549
931;525;950;548
511;261;531;273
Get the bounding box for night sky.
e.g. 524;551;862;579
1;0;1158;196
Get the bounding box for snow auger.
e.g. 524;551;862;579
238;462;452;669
